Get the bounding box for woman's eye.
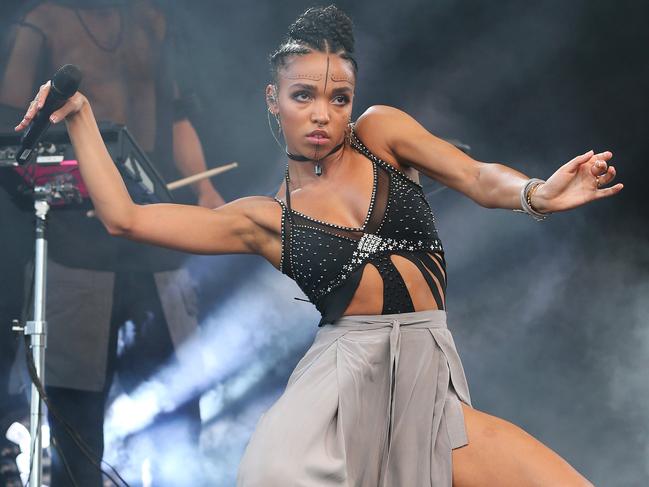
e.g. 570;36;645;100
292;91;312;102
332;95;350;105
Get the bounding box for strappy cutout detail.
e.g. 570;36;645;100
347;253;446;318
395;251;447;311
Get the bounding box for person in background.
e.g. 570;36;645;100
0;1;224;485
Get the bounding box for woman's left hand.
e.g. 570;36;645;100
532;149;623;213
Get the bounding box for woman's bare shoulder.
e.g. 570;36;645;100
353;105;418;171
354;105;411;134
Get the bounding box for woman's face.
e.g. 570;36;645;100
267;51;355;160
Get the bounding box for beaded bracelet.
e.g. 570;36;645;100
513;178;549;221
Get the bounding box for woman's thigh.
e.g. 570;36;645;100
452;403;594;487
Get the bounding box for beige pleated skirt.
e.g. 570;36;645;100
236;309;472;487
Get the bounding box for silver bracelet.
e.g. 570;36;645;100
513;178;548;221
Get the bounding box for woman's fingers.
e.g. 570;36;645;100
587;152;615;186
14;102;35;131
49;92;84;124
595;183;624;199
14;82;84;129
590;159;609;178
35;80;51;109
565;149;594;170
566;148;622;201
592;150;613;162
596;165;616;187
49;106;68;124
566;150;613;173
592;159;622;197
38;80;51;105
14;81;52;131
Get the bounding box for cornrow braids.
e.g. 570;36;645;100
269;5;358;83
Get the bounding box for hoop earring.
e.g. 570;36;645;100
275;112;282;134
266;108;284;150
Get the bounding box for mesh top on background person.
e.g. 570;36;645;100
0;0;217;272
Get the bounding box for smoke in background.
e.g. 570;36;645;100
103;261;319;485
0;0;646;485
172;1;647;485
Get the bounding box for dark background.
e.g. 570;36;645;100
1;1;647;485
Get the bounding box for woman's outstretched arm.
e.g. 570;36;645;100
355;105;623;214
15;82;277;257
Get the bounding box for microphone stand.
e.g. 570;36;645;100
12;178;79;487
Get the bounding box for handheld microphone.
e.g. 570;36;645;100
16;64;82;164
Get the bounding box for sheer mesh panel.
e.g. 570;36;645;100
0;3;171;149
0;1;192;271
365;168;390;232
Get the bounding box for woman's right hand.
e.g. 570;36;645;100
14;80;88;132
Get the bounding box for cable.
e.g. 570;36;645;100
22;335;130;487
49;435;80;487
22;397;37;487
23;337;128;486
20;261;34;327
23;337;129;486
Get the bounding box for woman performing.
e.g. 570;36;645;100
16;6;622;486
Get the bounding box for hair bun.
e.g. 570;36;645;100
269;5;358;81
287;5;355;54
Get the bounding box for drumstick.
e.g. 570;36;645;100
166;162;238;190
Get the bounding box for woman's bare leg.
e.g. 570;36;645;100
452;403;594;487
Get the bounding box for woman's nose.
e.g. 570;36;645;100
310;99;330;125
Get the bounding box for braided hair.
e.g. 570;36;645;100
269;5;358;83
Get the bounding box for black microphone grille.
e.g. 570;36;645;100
51;64;83;98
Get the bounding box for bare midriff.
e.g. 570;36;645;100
343;251;446;316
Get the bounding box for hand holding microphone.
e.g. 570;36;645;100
14;64;84;164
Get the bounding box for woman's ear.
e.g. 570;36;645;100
265;84;279;114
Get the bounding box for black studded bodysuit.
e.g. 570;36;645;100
276;128;447;326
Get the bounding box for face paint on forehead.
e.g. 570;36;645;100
285;73;323;81
323;55;330;93
330;72;354;83
284;63;352;88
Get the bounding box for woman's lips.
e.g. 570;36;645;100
306;130;330;145
306;134;329;145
